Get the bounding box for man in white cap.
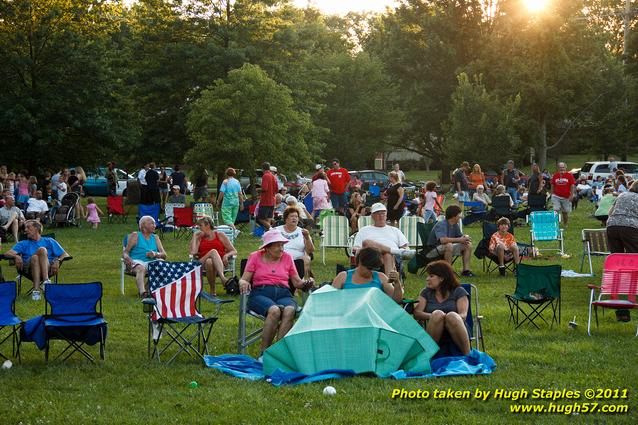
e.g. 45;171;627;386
312;164;325;182
353;202;415;274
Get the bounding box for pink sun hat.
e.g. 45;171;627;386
260;229;290;249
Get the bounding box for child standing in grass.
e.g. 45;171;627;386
489;217;520;276
86;197;103;230
422;181;441;223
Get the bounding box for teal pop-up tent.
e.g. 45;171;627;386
263;286;439;376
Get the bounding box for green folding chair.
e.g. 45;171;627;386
320;215;350;264
357;215;373;231
506;263;561;329
399;216;425;248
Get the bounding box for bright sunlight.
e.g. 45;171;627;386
523;0;550;13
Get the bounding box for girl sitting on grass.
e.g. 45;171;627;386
86;197;104;230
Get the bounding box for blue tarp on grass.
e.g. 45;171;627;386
204;350;495;386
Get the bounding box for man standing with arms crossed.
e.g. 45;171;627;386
326;159;350;215
551;162;576;226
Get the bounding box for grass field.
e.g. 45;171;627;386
1;195;637;424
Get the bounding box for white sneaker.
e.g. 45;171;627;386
31;290;41;301
42;279;51;292
234;229;241;239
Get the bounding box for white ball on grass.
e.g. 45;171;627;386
2;360;12;369
323;385;336;396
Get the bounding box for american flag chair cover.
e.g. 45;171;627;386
145;261;219;363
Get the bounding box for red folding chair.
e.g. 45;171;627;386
587;253;638;336
173;207;194;239
107;196;127;223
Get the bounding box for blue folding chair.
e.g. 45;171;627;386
137;203;169;237
528;211;565;256
44;282;107;362
0;281;22;362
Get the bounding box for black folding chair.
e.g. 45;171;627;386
505;263;561;329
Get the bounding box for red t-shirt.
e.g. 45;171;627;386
326;168;350;194
551;172;575;199
260;171;277;207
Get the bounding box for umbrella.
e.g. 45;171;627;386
263;285;439;376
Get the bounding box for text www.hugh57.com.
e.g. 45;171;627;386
510;402;629;415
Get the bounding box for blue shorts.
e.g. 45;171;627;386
248;285;297;316
330;192;347;210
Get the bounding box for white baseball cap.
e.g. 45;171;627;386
315;164;323;170
370;203;387;214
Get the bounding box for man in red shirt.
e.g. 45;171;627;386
326;159;350;215
258;162;278;230
551;162;576;225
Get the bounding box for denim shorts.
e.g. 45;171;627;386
248;285;297;316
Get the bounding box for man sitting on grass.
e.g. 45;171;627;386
488;217;520;276
4;220;70;301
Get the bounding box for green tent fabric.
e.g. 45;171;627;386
263;286;439;376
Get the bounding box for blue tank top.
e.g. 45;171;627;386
342;269;383;290
130;231;158;262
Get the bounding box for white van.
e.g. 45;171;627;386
579;161;638;182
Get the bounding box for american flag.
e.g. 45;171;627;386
147;261;202;321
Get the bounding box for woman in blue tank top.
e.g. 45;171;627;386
331;247;403;303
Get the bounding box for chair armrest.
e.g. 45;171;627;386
200;291;234;305
60;256;73;264
587;284;599;290
141;297;156;306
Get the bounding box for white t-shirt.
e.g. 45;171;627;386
27;198;49;213
57;182;68;201
138;168;147;185
275;225;306;260
353;224;409;250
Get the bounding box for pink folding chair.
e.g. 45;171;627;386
587;253;638;336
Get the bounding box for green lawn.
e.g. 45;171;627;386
1;196;637;424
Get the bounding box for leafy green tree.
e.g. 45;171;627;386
444;73;520;170
0;0;138;172
185;63;313;180
318;52;405;169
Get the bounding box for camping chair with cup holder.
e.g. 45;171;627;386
142;261;232;363
505;263;561;330
43;282;107;363
0;281;22;363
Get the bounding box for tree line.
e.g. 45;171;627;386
1;0;636;177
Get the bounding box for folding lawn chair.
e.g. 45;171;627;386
43;282;107;363
587;253;638;336
490;196;518;223
236;259;305;354
399;215;425;248
173;206;195;239
193;202;218;225
357;215;373;231
580;229;610;275
462;283;485;352
527;211;564;256
474;222;517;274
320;215;350;264
163;202;184;225
143;261;231;363
527;194;547;214
0;281;22;362
107;195;128;223
214;225;237;275
407;221;439;275
506;263;561;329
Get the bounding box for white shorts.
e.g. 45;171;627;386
551;195;572;213
427;243;464;259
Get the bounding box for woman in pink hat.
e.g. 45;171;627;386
239;229;314;353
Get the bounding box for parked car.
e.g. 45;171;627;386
83;167;133;197
349;170;389;191
579;161;638;182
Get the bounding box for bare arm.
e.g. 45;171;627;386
331;271;347;289
153;235;167;259
219;232;238;259
413;296;430;321
239;270;254;295
381;271;403;303
189;232;201;257
456;295;469;321
123;232;139;267
301;228;314;254
394;187;405;210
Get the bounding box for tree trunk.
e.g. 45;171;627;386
538;116;548;171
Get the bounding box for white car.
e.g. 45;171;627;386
579;161;638;182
